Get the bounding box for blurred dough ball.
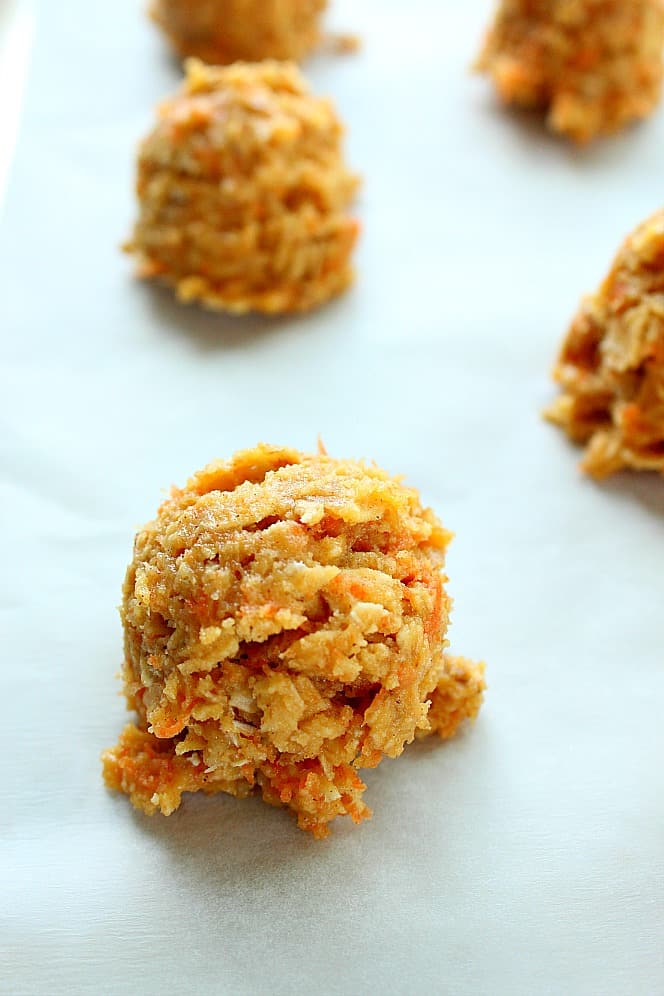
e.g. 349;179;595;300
151;0;328;64
102;444;485;838
125;59;359;315
476;0;664;143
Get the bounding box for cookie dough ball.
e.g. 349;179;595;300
102;444;485;838
125;60;359;315
151;0;327;65
545;210;664;476
476;0;664;143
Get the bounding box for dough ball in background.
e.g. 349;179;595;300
125;59;360;315
151;0;328;65
546;209;664;477
476;0;664;144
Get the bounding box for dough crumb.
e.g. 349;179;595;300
322;31;361;55
102;444;485;837
545;209;664;477
476;0;664;143
125;60;360;316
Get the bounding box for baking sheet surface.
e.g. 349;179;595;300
2;1;663;993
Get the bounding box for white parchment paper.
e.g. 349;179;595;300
2;1;663;993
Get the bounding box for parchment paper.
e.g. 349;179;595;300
2;1;663;993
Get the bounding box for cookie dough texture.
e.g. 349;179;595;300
102;445;485;838
125;60;359;315
476;0;664;143
546;210;664;476
151;0;327;64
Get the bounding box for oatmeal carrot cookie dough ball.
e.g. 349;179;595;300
545;210;664;477
476;0;664;143
151;0;327;65
102;444;485;838
125;60;359;315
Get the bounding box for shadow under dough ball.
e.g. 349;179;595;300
150;0;328;64
476;0;664;143
102;444;485;838
545;209;664;477
125;59;359;315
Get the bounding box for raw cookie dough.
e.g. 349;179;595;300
102;444;485;838
125;60;359;315
545;209;664;477
151;0;327;64
476;0;664;143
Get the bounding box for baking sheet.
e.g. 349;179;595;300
2;1;663;993
0;0;34;214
